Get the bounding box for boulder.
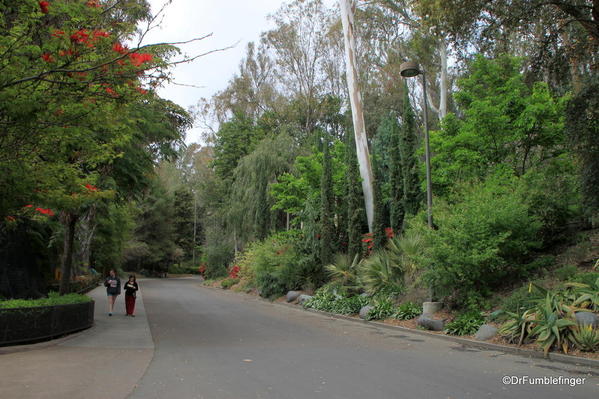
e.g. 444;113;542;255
575;312;599;328
417;315;445;331
359;305;374;320
286;291;302;303
422;301;442;316
474;324;498;341
297;294;313;306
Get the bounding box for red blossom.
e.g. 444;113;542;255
136;87;148;95
35;208;55;216
385;227;394;239
24;205;33;208
39;1;50;14
86;0;101;7
70;30;90;44
51;30;65;37
41;53;54;63
112;42;128;55
93;30;110;39
85;183;98;192
129;52;153;67
104;86;118;97
59;49;75;57
228;265;240;279
5;216;16;222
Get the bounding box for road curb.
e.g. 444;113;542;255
201;284;599;369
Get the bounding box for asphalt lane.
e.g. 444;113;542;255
129;278;598;399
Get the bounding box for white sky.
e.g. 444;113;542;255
145;0;286;144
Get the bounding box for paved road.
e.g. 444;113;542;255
130;278;598;399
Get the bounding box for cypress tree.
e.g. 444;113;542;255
401;86;422;216
346;132;364;259
372;150;387;250
383;113;404;233
320;137;335;266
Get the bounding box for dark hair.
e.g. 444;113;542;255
128;274;136;281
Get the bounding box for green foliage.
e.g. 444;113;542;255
444;311;485;336
304;284;369;315
554;265;578;281
371;151;388;250
529;294;577;356
320;139;335;266
367;298;396;320
568;272;599;287
430;55;566;196
0;292;91;309
345;132;365;259
500;284;544;314
379;113;404;233
394;301;422;320
498;308;536;345
221;278;240;290
566;75;599;223
325;253;361;292
400;86;421;217
236;231;306;298
359;251;404;298
203;244;232;279
422;174;542;305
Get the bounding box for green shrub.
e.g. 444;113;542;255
422;175;542;306
367;299;396;320
303;287;341;312
221;278;240;290
394;302;421;320
237;231;306;298
203;243;233;279
325;253;361;292
0;292;91;309
554;265;578;281
359;251;403;297
444;310;485;336
500;285;544;314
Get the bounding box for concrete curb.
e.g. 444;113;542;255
201;284;599;369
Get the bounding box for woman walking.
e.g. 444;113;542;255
104;269;121;316
124;275;139;317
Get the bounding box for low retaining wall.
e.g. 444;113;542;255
0;300;94;346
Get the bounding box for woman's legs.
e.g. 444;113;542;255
107;294;117;315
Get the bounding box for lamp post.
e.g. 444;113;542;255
400;61;433;229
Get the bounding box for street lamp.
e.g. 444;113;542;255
400;61;433;228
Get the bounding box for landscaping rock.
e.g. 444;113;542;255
286;291;302;303
417;315;445;331
359;305;374;320
575;311;599;328
474;324;498;341
297;294;313;306
422;301;442;316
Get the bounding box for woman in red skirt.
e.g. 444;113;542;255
124;275;139;316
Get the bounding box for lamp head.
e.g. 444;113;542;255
400;61;421;78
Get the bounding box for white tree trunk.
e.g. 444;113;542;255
339;0;374;232
438;39;448;120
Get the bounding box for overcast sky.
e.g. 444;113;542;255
144;0;287;144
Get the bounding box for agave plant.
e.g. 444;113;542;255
358;250;403;298
529;294;577;356
498;308;536;345
566;277;599;311
572;325;599;352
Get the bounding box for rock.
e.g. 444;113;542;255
575;312;599;328
359;305;374;320
422;301;442;316
417;315;445;331
297;294;313;305
286;291;302;303
474;324;498;341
